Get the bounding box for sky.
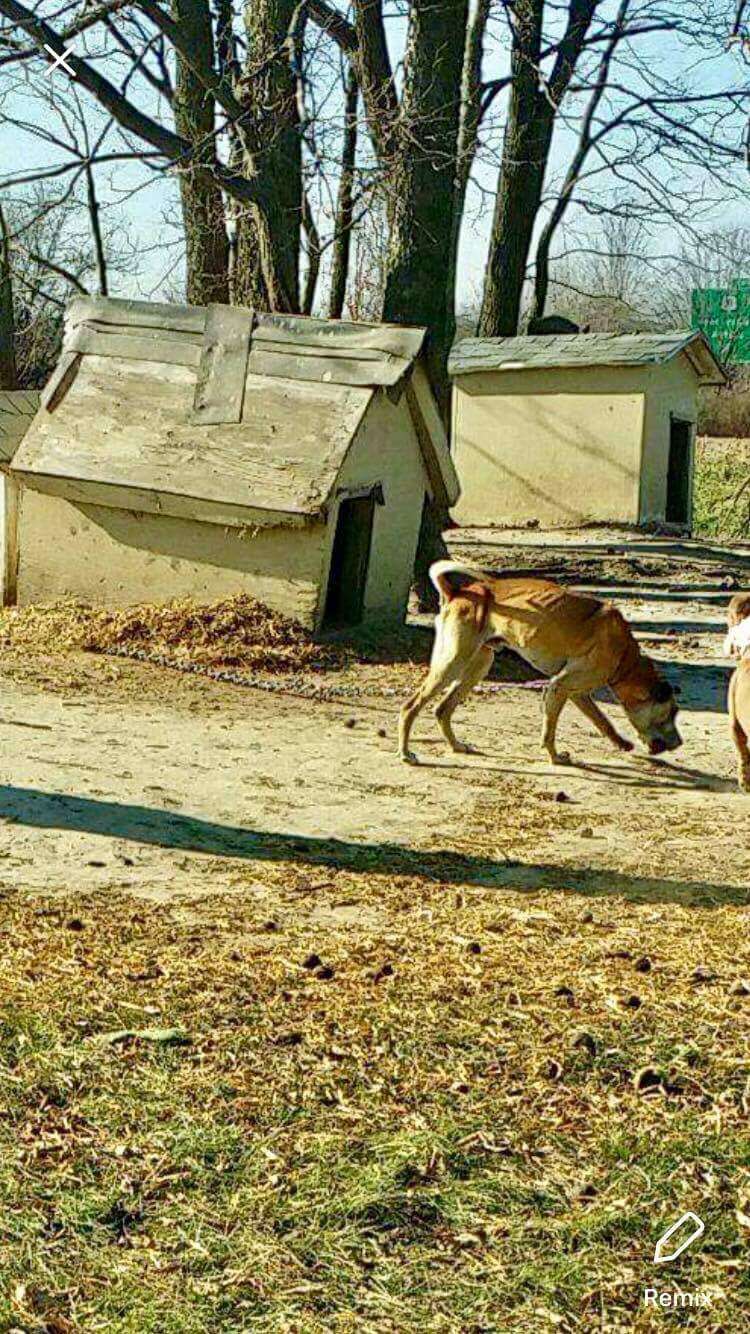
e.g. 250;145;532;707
0;1;748;313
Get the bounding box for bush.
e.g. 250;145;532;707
693;435;750;538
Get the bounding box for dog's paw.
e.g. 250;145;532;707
550;750;572;766
452;741;480;755
399;750;419;766
616;738;635;753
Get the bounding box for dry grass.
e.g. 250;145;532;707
694;437;750;540
1;807;749;1331
0;596;348;675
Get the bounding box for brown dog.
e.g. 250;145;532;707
399;560;682;766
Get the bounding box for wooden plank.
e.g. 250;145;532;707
68;326;202;368
255;311;425;361
191;305;253;425
41;351;82;412
66;295;206;336
3;473;19;606
247;347;408;389
405;364;460;508
13;468;316;531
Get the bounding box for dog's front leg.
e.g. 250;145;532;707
541;677;572;765
573;695;634;754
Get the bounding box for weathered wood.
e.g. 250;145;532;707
405;363;459;507
2;473;18;605
68;326;202;368
247;347;408;389
13;469;316;531
191;304;252;424
41;352;82;412
66;295;207;335
12;357;373;519
255;311;425;361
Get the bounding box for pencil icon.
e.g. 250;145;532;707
654;1212;705;1264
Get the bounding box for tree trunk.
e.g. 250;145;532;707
479;1;551;336
171;0;230;306
531;0;631;323
0;205;16;389
328;67;359;319
380;0;469;417
480;0;599;337
378;0;469;608
236;0;302;312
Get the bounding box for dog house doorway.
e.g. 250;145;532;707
666;417;693;525
323;488;380;628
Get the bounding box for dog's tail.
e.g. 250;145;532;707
429;559;487;605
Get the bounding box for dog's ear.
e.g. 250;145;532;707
652;680;673;703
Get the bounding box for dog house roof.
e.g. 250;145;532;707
448;329;726;385
0;390;41;468
11;297;458;527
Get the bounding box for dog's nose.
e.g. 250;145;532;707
649;738;667;756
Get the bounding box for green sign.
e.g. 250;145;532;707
692;281;750;364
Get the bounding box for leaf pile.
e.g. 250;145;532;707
0;595;349;674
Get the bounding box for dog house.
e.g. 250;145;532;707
10;297;458;628
449;331;725;529
0;389;41;605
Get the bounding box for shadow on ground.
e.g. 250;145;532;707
0;785;745;908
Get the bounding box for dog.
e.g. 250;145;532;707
724;591;750;659
724;592;750;791
399;560;682;767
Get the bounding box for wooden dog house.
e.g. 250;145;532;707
10;298;458;628
0;389;41;605
449;331;725;529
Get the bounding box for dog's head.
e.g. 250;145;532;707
621;676;682;755
728;592;750;628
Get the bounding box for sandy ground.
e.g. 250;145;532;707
0;526;748;912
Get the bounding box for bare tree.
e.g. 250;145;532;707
0;204;17;388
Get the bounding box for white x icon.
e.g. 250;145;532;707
43;43;76;79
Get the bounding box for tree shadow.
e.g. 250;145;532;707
0;784;745;908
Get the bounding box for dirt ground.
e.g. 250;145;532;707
0;525;748;910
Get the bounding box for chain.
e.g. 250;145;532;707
97;643;548;703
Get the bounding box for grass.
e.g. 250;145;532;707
693;436;750;539
1;854;749;1332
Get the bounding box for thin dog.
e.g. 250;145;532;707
399;561;682;767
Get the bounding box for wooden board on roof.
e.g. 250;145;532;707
12;357;373;523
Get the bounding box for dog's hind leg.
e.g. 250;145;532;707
730;717;750;792
398;610;479;765
435;645;494;754
572;694;634;754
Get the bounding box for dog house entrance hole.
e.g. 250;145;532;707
323;492;377;627
666;418;692;525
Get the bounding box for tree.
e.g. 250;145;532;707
479;0;750;337
480;0;599;337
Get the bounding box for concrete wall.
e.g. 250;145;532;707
16;489;327;626
451;365;646;528
639;358;698;523
316;390;428;627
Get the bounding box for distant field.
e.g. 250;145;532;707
693;436;750;539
